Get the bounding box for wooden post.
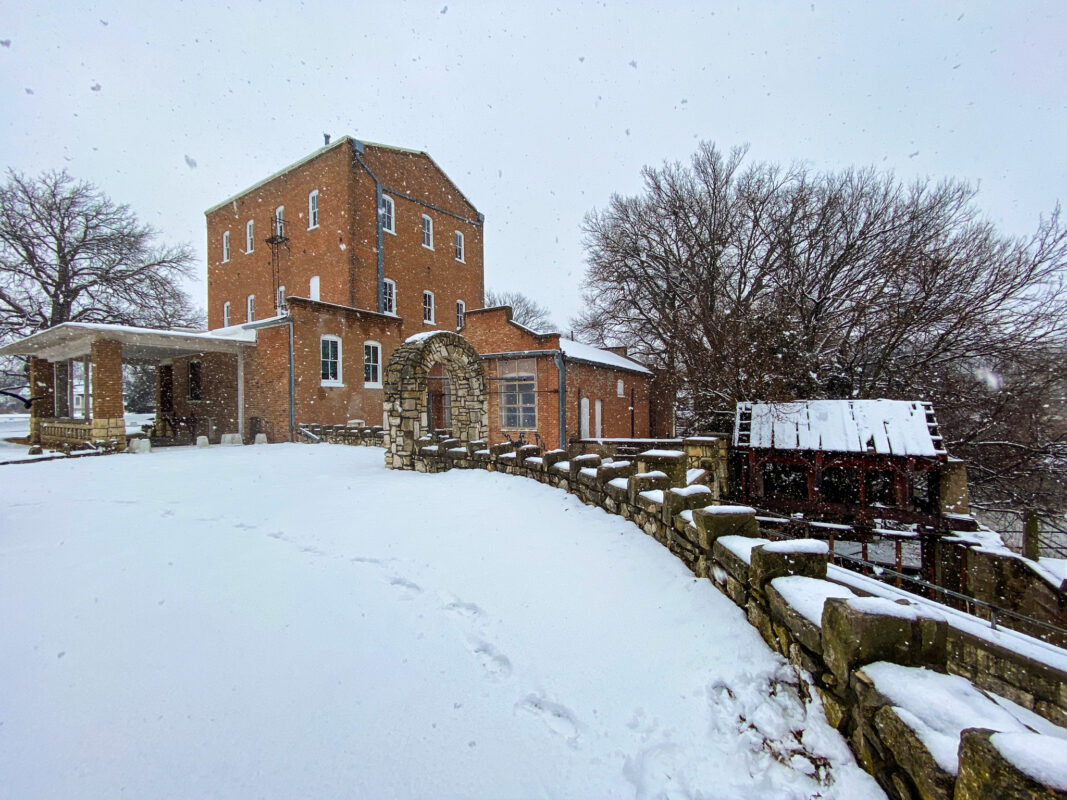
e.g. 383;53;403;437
895;540;903;587
1022;511;1041;561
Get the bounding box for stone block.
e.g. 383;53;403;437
873;705;955;800
221;433;243;446
541;449;568;470
254;433;268;445
690;505;759;549
749;540;828;592
765;580;824;654
628;471;670;506
196;435;210;448
822;597;948;688
951;733;1067;800
661;485;714;526
489;442;513;457
636;449;687;487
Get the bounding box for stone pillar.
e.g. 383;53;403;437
90;338;127;450
938;458;971;515
27;357;55;444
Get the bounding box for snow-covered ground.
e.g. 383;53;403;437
0;444;884;799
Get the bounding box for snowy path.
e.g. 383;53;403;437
0;444;883;799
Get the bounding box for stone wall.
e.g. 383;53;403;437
397;433;1067;800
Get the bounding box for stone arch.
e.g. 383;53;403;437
383;331;488;470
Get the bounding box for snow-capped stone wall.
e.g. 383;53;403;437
405;435;1067;800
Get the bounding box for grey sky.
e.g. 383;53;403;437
2;1;1064;330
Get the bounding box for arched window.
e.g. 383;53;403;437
363;341;382;387
382;279;396;314
381;195;395;234
321;335;342;386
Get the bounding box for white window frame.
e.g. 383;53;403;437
363;340;382;388
617;378;625;397
454;230;464;262
422;290;435;324
381;195;395;234
321;335;342;387
499;359;537;431
246;294;255;322
245;220;254;253
382;279;396;315
595;399;603;438
308;190;319;229
309;275;320;302
223;301;231;327
421;214;433;249
275;206;285;237
222;231;230;263
277;285;286;312
456;299;466;330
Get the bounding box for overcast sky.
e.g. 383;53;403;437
2;1;1065;331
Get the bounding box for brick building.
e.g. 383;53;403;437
461;306;653;449
2;135;662;448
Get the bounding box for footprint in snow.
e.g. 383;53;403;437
518;694;582;746
351;556;386;565
444;599;484;619
470;639;512;679
389;576;422;595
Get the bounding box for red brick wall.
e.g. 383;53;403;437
90;339;124;418
170;352;240;441
464;307;652;447
205;139;484;345
206;142;359;329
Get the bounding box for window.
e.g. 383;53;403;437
222;231;230;263
421;214;433;249
308;190;319;229
321;336;341;386
309;275;320;301
381;195;395;234
275;206;285;237
595;399;603;438
454;230;464;262
617;378;625;397
277;285;286;311
247;294;255;322
245;220;254;253
456;299;466;329
422;290;435;323
223;301;231;327
821;467;860;505
500;359;537;430
382;279;396;314
188;361;202;401
364;341;382;387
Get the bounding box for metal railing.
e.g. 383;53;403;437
826;549;1067;643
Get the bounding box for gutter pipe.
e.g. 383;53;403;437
350;141;386;314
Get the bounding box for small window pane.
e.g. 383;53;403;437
321;338;339;382
364;343;381;384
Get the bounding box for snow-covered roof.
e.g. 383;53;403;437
734;399;946;457
0;321;258;363
559;338;651;375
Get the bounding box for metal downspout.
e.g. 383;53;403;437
287;319;296;441
554;351;566;450
351;142;386;313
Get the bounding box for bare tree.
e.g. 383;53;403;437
0;169;200;344
578;142;1067;522
483;288;556;332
